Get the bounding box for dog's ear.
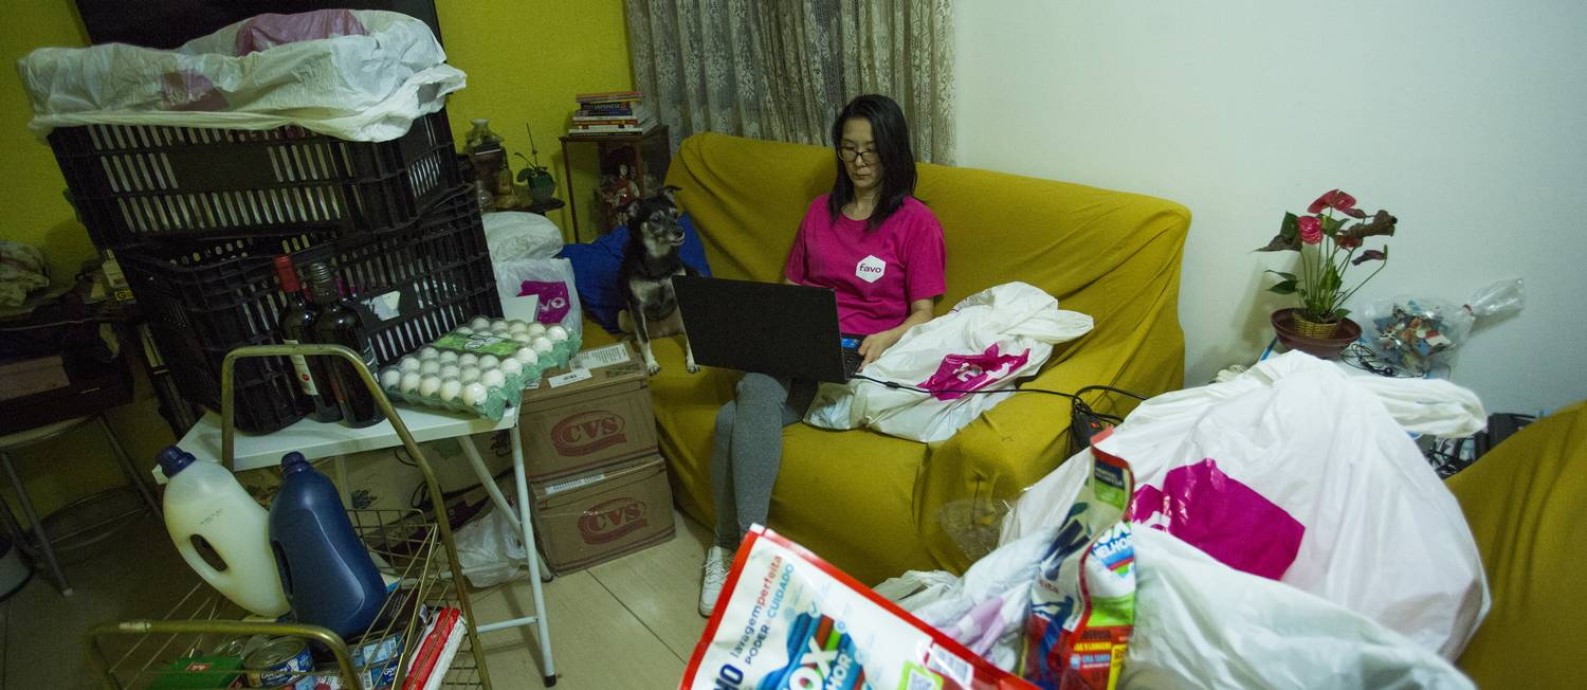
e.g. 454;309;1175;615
660;185;681;207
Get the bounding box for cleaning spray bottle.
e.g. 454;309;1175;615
158;445;289;617
269;451;387;638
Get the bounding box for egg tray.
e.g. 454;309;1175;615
377;327;582;420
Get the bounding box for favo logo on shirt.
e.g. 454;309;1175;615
855;255;886;284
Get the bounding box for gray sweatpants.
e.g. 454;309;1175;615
711;373;815;548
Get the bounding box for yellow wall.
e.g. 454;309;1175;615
436;0;634;238
0;0;632;516
0;0;90;282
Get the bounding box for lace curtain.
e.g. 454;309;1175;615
624;0;955;164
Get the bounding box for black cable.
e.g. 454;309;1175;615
850;373;1081;400
850;374;1146;407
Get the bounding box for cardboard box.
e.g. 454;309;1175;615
532;453;675;573
519;343;657;480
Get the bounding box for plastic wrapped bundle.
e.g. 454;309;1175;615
18;10;466;142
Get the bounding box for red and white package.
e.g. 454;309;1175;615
681;526;1033;690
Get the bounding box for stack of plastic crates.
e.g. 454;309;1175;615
49;110;504;432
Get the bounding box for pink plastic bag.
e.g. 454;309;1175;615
1127;459;1305;580
919;344;1030;401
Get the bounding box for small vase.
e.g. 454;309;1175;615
1271;308;1361;359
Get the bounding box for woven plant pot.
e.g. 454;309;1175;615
1291;311;1341;339
1271;308;1361;359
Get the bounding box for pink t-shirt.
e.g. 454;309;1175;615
784;195;947;335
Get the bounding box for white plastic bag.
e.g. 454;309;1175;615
1002;352;1489;658
804;282;1093;442
1122;528;1474;690
493;258;583;341
19;10;464;142
885;528;1055;671
454;505;528;588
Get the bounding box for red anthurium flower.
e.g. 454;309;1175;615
1308;189;1358;215
1297;216;1324;244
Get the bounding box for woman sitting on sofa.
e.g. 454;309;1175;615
700;93;947;615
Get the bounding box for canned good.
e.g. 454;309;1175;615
243;637;313;689
212;634;271;660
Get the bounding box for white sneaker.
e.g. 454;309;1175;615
699;545;733;617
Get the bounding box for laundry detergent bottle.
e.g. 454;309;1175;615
269;452;386;638
158;445;289;617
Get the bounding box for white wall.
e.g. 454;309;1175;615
954;0;1587;413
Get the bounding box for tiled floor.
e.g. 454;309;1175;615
1;503;713;689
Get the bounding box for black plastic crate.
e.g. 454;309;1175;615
119;186;502;433
51;110;461;248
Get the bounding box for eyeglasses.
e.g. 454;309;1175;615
838;147;879;164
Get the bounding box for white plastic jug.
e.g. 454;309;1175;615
158;446;289;617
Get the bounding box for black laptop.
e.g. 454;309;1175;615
672;275;864;383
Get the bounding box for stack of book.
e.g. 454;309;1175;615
569;90;654;135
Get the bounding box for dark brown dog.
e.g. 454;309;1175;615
618;186;698;375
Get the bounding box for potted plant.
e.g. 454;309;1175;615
1256;189;1398;357
515;124;557;204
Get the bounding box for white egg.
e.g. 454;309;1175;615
418;360;441;375
461;382;488;406
438;350;459;364
399;372;422;393
500;358;523;377
531;336;555;354
380;368;403;390
513;347;538;364
478;355;500;370
480;369;506;388
547;325;569;342
439;365;461;379
453;326;474;336
469;316;491;329
458;353;479;367
459;367;482;384
418;375;442;397
438;379;463;402
511;333;533;344
418;346;440;360
508;321;530;334
399;357;421;372
526;322;547;337
492;321;512;332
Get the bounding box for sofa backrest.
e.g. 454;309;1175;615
664;132;1190;347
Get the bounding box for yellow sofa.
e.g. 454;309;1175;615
582;132;1190;583
1448;400;1587;684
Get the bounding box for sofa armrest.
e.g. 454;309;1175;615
915;206;1189;572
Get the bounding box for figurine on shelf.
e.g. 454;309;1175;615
598;162;642;232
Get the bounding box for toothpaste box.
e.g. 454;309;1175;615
530;452;675;573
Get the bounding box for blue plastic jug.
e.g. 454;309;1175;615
269;452;386;638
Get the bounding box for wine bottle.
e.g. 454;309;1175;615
303;262;385;428
274;256;341;423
